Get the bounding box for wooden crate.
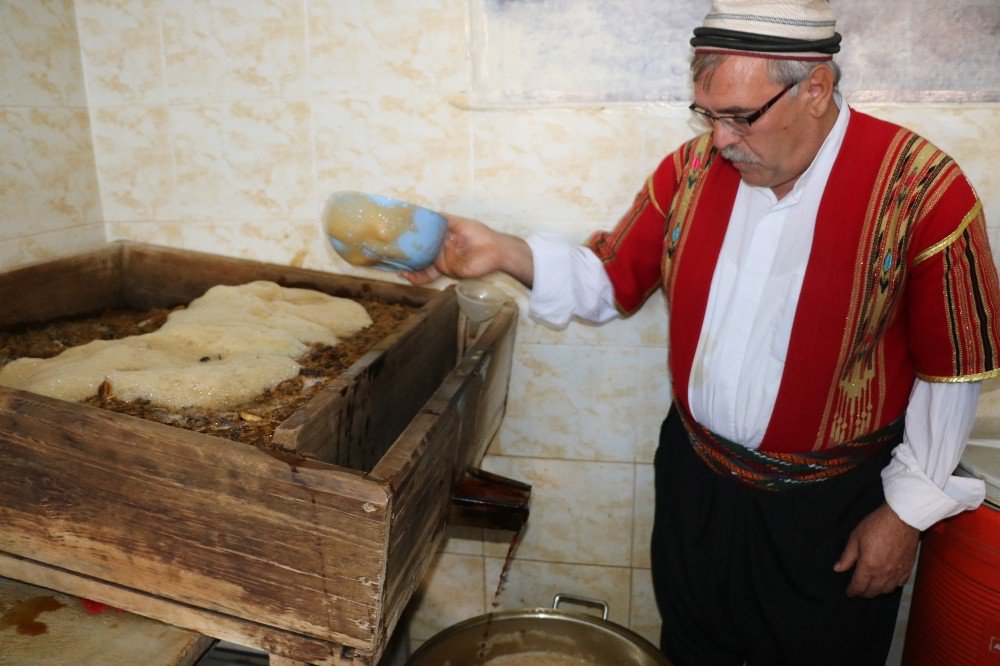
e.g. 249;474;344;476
0;243;518;665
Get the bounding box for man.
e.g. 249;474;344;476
406;1;1000;663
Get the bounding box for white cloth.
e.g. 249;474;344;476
525;103;986;531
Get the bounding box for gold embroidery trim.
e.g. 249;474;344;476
913;200;983;266
917;367;1000;383
646;174;665;218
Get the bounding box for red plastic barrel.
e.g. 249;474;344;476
902;503;1000;665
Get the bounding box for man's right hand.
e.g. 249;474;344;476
402;214;534;287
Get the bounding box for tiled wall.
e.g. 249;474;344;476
0;0;104;267
3;0;999;661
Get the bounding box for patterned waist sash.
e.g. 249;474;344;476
675;400;904;492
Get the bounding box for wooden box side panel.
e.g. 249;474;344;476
0;554;361;666
456;304;517;471
277;290;459;470
0;245;123;327
0;390;390;650
119;243;438;308
370;305;518;641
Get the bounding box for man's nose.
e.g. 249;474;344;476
711;122;742;152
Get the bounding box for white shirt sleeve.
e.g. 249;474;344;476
882;378;986;531
525;232;620;327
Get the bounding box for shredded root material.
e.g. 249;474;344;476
0;300;418;449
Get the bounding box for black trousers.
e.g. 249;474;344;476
651;406;902;666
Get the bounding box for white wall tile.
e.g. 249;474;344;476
76;0;166;107
160;0;308;104
0;0;86;107
106;219;320;268
0;224;106;271
90;105;175;222
407;552;485;641
628;567;661;648
634;347;671;463
495;343;638;462
313;94;472;214
170;100;313;222
0;107;103;241
309;0;468;101
481;456;634;566
632;464;654;569
472;107;647;225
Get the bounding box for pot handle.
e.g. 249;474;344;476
552;593;609;620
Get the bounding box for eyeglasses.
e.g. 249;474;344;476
689;84;795;137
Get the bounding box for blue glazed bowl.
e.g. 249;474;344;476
323;192;447;272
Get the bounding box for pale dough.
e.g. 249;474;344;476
0;281;372;412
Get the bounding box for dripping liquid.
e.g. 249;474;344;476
477;529;521;663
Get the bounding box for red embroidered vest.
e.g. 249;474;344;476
589;110;1000;453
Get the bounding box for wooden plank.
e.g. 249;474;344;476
0;576;212;666
0;554;364;666
0;388;389;649
0;243;518;666
274;289;458;472
367;304;518;642
119;243;439;309
457;304;518;470
0;245;122;327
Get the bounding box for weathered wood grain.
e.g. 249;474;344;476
0;245;122;326
119;243;436;309
273;288;459;470
0;388;389;648
0;554;362;666
369;304;519;641
0;244;520;665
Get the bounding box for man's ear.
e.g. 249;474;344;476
805;63;835;118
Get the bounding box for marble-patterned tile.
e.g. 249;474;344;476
313;94;472;215
440;525;484;556
641;105;702;171
0;108;103;242
75;0;166;107
482;557;631;627
481;456;634;566
632;464;654;569
517;287;669;350
309;0;468;101
0;0;86;107
170;101;313;222
407;552;485;641
629;567;661;647
90;105;176;222
493;343;638;462
106;219;319;267
160;0;308;104
634;347;671;463
107;219;427;291
472;107;647;225
0;225;106;272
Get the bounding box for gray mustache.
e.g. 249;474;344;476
721;145;759;164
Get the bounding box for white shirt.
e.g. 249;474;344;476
526;100;986;530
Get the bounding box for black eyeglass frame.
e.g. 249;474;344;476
689;83;796;136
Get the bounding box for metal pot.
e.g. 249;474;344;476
407;594;670;665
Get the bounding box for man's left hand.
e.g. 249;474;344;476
832;503;920;598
